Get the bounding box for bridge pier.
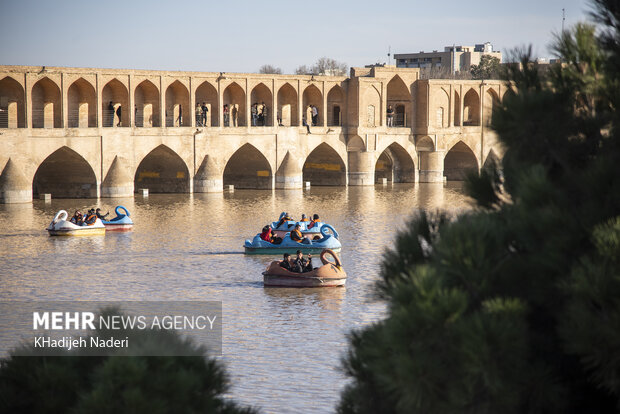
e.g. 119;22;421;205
347;151;375;186
418;151;445;183
0;159;32;203
275;151;303;189
101;156;134;197
194;155;223;193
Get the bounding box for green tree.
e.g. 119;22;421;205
0;308;257;414
338;1;620;413
470;55;501;79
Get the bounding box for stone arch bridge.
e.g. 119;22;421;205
0;65;507;203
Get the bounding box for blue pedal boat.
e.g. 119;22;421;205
244;224;341;255
101;205;133;232
271;212;332;240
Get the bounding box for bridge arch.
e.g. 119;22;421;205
67;78;97;128
444;140;478;181
134;144;190;193
33;146;97;198
32;77;61;128
302;84;322;126
102;78;129;127
251;83;272;126
363;85;381;127
387;75;411;127
134;79;160;127
463;88;480;126
435;88;450;128
223;82;246;127
483;88;500;127
375;142;416;183
223;143;272;189
277;82;297;126
483;148;501;171
303;142;346;186
165;80;190;127
327;85;344;126
0;76;25;128
195;81;218;126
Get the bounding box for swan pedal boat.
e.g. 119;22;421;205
263;249;347;287
244;224;341;255
102;205;133;231
270;212;334;240
47;210;106;236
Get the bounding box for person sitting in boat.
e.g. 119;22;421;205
293;250;313;273
260;226;273;242
308;214;321;229
95;208;109;220
70;210;83;225
276;212;295;229
82;209;98;226
290;223;304;242
300;214;310;222
279;253;293;271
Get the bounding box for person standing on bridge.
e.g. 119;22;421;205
387;105;394;127
223;104;229;127
201;102;208;126
116;105;122;127
195;103;202;126
311;105;318;126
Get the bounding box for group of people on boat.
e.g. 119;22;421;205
69;208;108;226
279;250;314;273
258;213;323;245
275;213;321;229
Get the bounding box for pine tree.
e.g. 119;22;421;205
338;1;620;412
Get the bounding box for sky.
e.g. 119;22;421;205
0;0;593;74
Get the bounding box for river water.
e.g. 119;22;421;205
0;183;470;413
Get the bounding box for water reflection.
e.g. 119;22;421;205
0;183;470;413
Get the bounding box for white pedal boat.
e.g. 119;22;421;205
46;210;106;236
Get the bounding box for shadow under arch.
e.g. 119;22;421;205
223;143;273;189
134;145;190;193
33;146;97;198
375;142;416;183
0;76;25;128
303;143;346;186
444;141;478;181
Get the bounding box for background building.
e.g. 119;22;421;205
395;42;502;74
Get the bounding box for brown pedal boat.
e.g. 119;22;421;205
262;249;347;287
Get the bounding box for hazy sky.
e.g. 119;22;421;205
0;0;592;74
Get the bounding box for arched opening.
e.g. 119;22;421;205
387;76;411;127
277;83;297;126
0;76;25;128
135;79;160;127
33;147;97;198
302;84;322;126
415;136;435;152
165;80;190;127
463;88;480;126
223;144;272;189
195;81;218;127
454;90;461;126
223;82;246;127
102;79;129;127
483;88;500;127
363;86;381;127
347;136;365;152
134;145;190;193
435;89;449;128
67;78;97;128
375;143;416;183
303;143;346;186
444;141;478;181
250;83;272;126
32;77;61;128
327;85;344;126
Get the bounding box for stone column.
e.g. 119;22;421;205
25;73;32;129
194;155;223;192
418;150;445;182
348;151;375;186
96;73;103;128
321;81;327;127
218;79;224;127
0;159;32;203
189;77;195;128
275;151;303;189
245;78;251;128
61;73;68;128
272;79;277;127
160;76;166;128
128;75;134;127
297;79;303;126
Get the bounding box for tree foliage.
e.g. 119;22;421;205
295;57;348;76
258;64;282;74
470;55;501;79
0;308;257;414
338;1;620;413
